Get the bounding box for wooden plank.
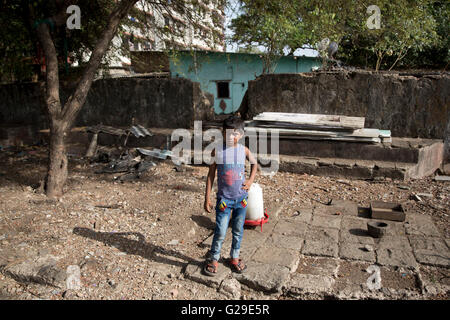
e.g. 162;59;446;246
245;126;389;139
245;132;381;143
253;112;365;129
246;120;356;131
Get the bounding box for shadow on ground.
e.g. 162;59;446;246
73;227;198;268
191;215;215;230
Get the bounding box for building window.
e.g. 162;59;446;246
217;82;229;98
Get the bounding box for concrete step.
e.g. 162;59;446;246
256;154;433;181
244;136;443;164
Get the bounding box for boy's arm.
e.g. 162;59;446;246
242;147;258;190
204;150;216;213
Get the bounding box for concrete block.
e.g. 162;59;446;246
302;240;339;258
305;226;339;243
376;248;418;268
265;233;304;251
233;261;291;293
252;246;300;271
340;217;375;245
311;214;342;229
288;274;335;297
408;236;450;268
339;242;376;263
286;207;313;224
405;214;442;237
272;220;308;238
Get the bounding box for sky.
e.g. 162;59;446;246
223;0;319;57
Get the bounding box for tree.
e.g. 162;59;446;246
229;0;305;73
1;0;220;198
230;0;442;71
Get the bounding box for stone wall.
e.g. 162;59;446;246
244;71;450;161
0;77;214;145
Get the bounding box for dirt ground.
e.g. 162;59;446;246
0;144;448;300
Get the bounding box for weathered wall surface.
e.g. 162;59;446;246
0;77;214;135
245;71;450;161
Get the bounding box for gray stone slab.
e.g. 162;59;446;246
376;248;418;269
313;205;341;216
287;274;335;297
0;254;66;288
272;220;308;238
265;233;304;251
184;262;231;289
305;226;340;243
233;261;291;293
334;159;356;168
405;214;441;237
303;228;339;258
252;246;300;272
378;236;412;251
302;241;339;258
339;217;375;245
286;207;313;224
311;214;342;229
409;236;450;268
339;242;376;263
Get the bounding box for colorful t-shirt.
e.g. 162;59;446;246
216;143;247;200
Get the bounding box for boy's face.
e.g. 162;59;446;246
224;128;243;146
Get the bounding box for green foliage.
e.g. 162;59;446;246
229;0;305;73
231;0;445;71
0;0;226;83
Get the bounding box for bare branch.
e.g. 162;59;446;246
36;23;61;117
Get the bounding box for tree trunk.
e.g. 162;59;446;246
34;0;139;198
45;120;69;198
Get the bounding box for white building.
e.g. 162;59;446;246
104;0;226;76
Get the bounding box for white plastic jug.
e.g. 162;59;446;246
246;183;264;220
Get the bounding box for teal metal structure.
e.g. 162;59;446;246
169;51;321;114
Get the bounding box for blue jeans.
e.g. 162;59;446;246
209;194;248;261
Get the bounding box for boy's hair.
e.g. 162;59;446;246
223;115;245;133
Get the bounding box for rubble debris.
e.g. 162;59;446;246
129;125;153;138
137;148;173;160
416;193;433;198
434;175;450;182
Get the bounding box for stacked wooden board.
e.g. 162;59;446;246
244;112;391;144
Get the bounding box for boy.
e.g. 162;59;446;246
203;116;257;276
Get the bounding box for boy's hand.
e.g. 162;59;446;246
204;199;213;213
242;180;253;190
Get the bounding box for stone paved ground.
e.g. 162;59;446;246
185;200;450;299
0;147;449;300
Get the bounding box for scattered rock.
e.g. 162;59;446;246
363;245;374;252
219;278;241;298
167;240;179;246
188;228;196;237
416;193;432;198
